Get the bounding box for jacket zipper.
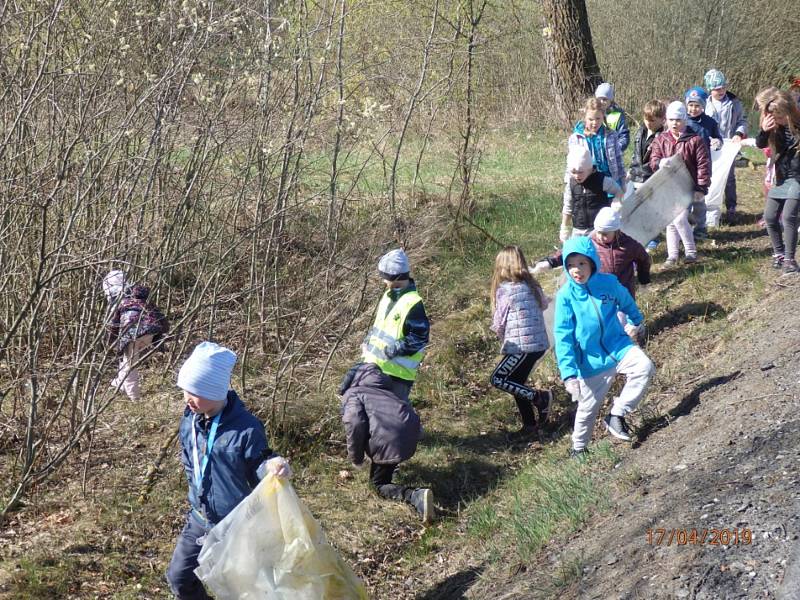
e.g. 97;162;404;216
586;282;618;363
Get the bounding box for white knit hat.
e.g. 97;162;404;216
102;270;125;299
377;249;410;280
666;101;687;121
594;207;622;233
567;145;593;173
595;83;615;101
177;342;237;401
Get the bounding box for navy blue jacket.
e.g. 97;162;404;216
688;114;722;151
179;391;272;525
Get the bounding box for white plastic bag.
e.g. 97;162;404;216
618;154;694;245
704;139;741;227
195;475;368;600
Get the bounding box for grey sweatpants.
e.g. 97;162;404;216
571;346;655;450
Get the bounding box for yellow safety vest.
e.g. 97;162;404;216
361;290;425;381
606;109;622;131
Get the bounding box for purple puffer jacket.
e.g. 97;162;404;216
108;285;169;353
492;281;549;355
340;363;421;465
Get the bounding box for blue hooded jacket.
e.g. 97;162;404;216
554;236;643;381
178;390;271;525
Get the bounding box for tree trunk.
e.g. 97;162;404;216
540;0;603;128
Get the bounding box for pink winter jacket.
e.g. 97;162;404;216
649;129;711;193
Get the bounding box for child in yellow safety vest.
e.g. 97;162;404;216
360;249;430;402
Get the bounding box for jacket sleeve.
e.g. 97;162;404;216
491;289;510;339
614;279;643;326
562;182;573;214
710;119;723;142
755;129;769;149
602;176;623;197
399;300;429;355
733;98;747;137
545;250;564;269
553;292;579;381
694;138;712;192
341;396;369;464
617;112;631;152
649;136;664;173
242;421;270;488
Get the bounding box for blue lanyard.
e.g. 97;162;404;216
191;412;222;493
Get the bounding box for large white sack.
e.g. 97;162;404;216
618;154;695;245
705;139;741;227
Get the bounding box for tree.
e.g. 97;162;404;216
540;0;603;128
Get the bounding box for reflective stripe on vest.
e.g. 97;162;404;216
606;110;622;131
361;290;424;381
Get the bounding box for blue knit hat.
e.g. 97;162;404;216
685;86;708;108
377;249;410;281
177;342;236;401
703;69;727;91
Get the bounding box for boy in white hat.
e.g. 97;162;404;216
595;82;631;152
360;249;430;402
560;145;624;242
649;101;711;267
166;341;291;599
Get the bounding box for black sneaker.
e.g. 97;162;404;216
534;389;552;423
409;488;435;524
783;259;799;274
604;414;632;441
569;447;590;461
772;255;785;269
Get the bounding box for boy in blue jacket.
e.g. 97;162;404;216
166;341;291;600
554;237;655;458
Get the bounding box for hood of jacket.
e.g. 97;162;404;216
563;236;601;287
347;363;395;392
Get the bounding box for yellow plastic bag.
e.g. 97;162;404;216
194;475;369;600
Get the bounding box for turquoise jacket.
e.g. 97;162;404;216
554;236;643;381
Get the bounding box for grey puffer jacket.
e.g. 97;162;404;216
492;281;549;355
705;92;747;139
340;363;421;465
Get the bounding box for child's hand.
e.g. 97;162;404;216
624;323;642;343
258;456;292;480
531;261;552;275
564;378;581;401
710;138;722;151
761;113;776;132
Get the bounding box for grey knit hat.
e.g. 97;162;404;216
377;249;410;281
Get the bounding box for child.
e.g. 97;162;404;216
703;69;747;222
568;97;626;187
560;146;624;241
361;249;430;402
490;246;552;436
685;86;723;239
649;101;711;267
595;82;631;152
535;207;651;302
629;100;666;188
339;362;434;523
166;341;291;599
104;270;169;401
553;237;655;458
629;99;667;253
755;89;800;273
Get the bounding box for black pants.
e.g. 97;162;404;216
370;462;414;503
491;351;546;427
765;196;800;261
